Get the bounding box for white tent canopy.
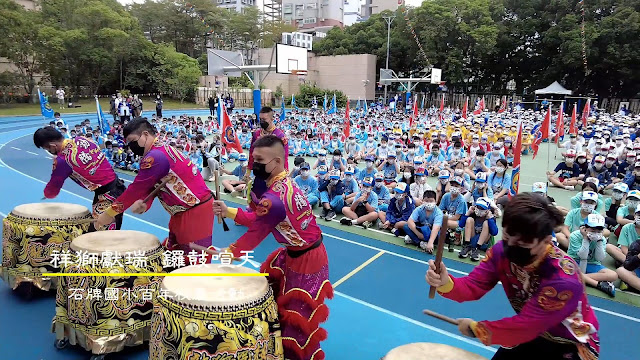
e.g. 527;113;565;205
535;81;572;95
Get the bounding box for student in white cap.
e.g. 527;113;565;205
380;182;415;236
557;191;602;249
547;149;581;191
604;182;629;231
458;197;499;261
567;213;617;297
340;176;378;229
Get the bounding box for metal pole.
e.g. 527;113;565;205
383;15;394;105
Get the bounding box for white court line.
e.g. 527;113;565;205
1;135;639;324
0;211;6;217
26;151;38;156
10;146;21;151
335;290;496;353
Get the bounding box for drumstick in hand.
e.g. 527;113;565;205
143;177;171;203
429;214;448;299
423;309;460;326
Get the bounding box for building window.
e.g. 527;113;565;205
303;17;317;24
306;2;317;9
284;4;292;13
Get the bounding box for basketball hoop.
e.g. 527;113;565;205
292;70;308;82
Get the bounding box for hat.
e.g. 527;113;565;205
365;155;375;162
388;153;397;158
415;167;426;176
438;170;450;179
394;182;408;194
532;182;547;193
577;151;587;158
565;149;577;157
318;149;327;156
627;151;636;157
594;155;605;163
238;153;248;161
450;176;464;186
362;176;374;187
582;191;598;202
329;170;341;179
300;162;310;170
628;190;640;200
634;161;640;168
475;172;487;183
413;156;424;164
345;165;355;175
374;173;384;181
606;153;617;160
475;197;491;210
613;182;629;193
584;214;605;229
317;165;328;175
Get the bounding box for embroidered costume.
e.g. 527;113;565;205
106;139;214;251
45;137;125;230
225;172;333;360
438;242;599;359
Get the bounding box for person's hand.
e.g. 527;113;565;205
383;221;391;229
457;318;476;338
425;241;434;254
425;259;449;287
131;200;147;214
212;200;228;217
95;212;115;230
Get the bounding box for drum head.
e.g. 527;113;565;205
384;343;488;360
70;230;160;254
12;203;89;219
162;264;269;307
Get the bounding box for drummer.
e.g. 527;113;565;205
95;117;215;253
33;126;126;231
213;135;332;360
426;193;600;360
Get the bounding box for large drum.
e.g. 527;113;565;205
53;230;165;356
150;264;283;360
383;343;488;360
1;203;92;292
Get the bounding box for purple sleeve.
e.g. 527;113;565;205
44;157;73;198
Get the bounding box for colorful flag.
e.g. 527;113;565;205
497;96;507;113
323;93;327;111
462;97;468;119
38;87;54;119
532;106;551;159
569;104;577;134
472;96;485;115
220;100;243;153
555;105;565;144
509;116;523;198
280;95;285;122
291;94;299;110
410;95;418;127
328;94;337;114
420;94;425;110
344;99;350;138
362;99;368;118
581;98;591;128
95;96;110;135
355;98;361;111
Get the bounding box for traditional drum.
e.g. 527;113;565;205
383;343;489;360
1;202;92;293
150;264;283;360
53;230;165;358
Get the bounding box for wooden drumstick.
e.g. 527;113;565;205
77;218;97;225
429;214;448;299
188;243;260;268
214;169;222;225
422;309;460;326
143;177;171;203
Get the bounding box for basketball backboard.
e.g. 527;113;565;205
207;49;245;78
430;68;442;84
276;44;308;74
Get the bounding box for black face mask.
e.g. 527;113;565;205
128;138;145;156
503;242;536;267
252;159;275;181
260;121;270;130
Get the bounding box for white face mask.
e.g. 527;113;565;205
454;169;464;176
606;160;615;166
375;181;383;188
586;231;602;242
440;178;448;184
345;175;353;181
635;216;640;226
366;161;374;168
566;158;574;165
594;163;604;170
330;179;338;185
450;187;460;195
241;161;248;167
627;200;639;210
612;191;624;200
578;158;586;164
395;193;404;200
453;149;461;155
403;172;411;179
474;209;488;217
476;182;486;189
409;149;415;154
319;155;326;160
495;167;505;174
334;156;341;161
581;203;596;213
424;202;436;211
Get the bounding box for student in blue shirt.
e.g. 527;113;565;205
342;165;360;204
359;155;378;181
308;136;322;156
466;172;494;205
380;182;414;236
340;176;379;229
489;159;512;208
313;149;328;169
239;129;251;149
102;141;115;166
465;149;491;178
329;149;347;173
458;197;499;261
372;172;391;213
327;132;343;153
344;136;361;160
487;142;506;167
294;162;319;207
425;144;446;176
439;176;468;230
319;169;345;220
403;190;443;253
378;153;400;188
362;136;378;157
220;153;250;194
412;135;425;157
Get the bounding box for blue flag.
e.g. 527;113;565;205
292;94;299;110
280;96;285;122
38;88;54;119
420;95;425;110
355;98;361;111
96;97;110;135
327;94;337;115
323;94;327;111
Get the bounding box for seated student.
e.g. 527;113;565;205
402;143;417;166
604;182;629;233
425;144;446;177
344;135;361;160
576;151;589;176
124;147;139;172
439;176;468;232
362;135;378;157
435;169;451;204
446;141;466;163
102;141;115;166
603;153;620;188
489;159;512;209
359;155;378;181
327;132;343;153
617;151;635;179
112;144;127;169
340;176;378;229
465;149;490;179
308;135;322;156
378;153;400;188
319;169;345;221
342;165;360;205
313;149;328;169
372;172;391;216
611;189;640;240
403;190;443;253
557;191;601;249
410;167;432;206
487;142;506;167
458;197;500;261
189;147;203;173
567;214;618;297
546;149;581;190
294;162;319;207
617;239;640;293
220;153;250;194
239;128;251;149
380;182;415;235
465;172;494;205
329;149;347;173
608;203;640;264
315;165;328;182
398;165;415;186
290;156;305;179
622;161;640;191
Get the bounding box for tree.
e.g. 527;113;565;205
152;44;202;103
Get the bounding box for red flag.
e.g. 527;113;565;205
581;98;591;128
532;106;551;159
410;95;418;127
569;104;577;135
555;105;565;144
498;96;507;113
220;101;243;153
344;98;350;138
472;96;485;115
439;93;444;113
462;97;468;119
508;117;523;199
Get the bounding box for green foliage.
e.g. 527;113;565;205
274;85;283;99
229;75;252;88
152;44;201;103
295;84;347;108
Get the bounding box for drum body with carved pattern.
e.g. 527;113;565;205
382;343;489;360
149;263;284;360
1;203;92;293
53;230;165;356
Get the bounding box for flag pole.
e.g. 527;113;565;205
546;105;552;191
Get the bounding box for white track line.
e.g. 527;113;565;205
26;151;38;156
10;146;21;151
0;135;639;323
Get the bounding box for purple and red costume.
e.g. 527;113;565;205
45;137;125;230
106;139;214;250
226;172;332;360
437;242;599;360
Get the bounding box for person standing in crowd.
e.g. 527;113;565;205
155;94;163;118
55;87;65;109
131;94;143;117
34;126;126;231
208;96;216;116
